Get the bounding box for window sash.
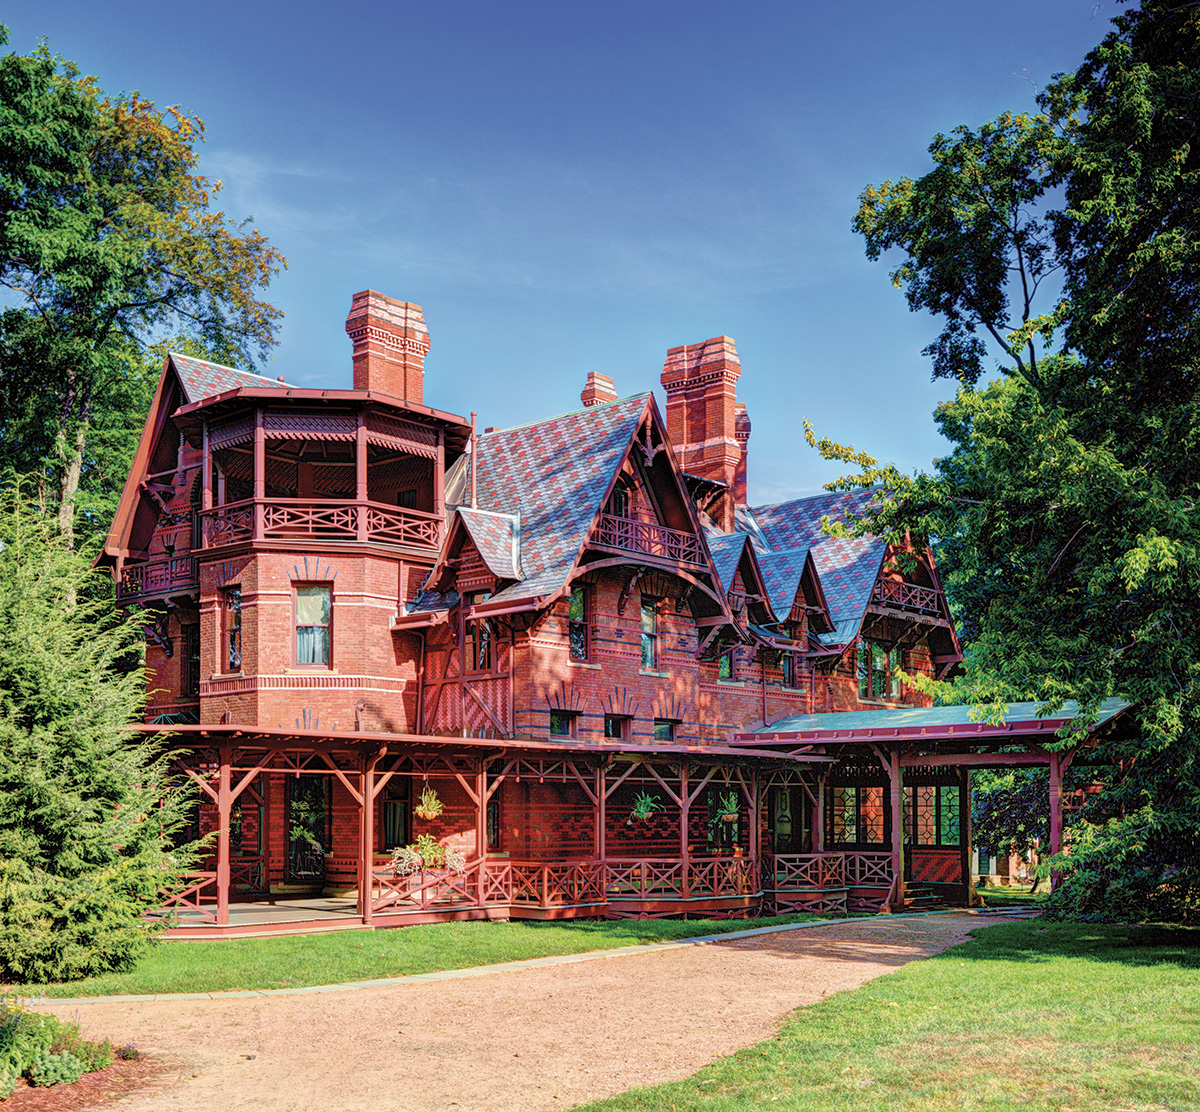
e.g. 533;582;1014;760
641;599;658;669
296;584;331;666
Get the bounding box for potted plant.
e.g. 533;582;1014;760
627;790;663;825
714;790;740;824
391;833;466;877
414;785;444;822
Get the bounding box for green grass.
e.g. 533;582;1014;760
976;885;1048;907
24;912;825;998
572;920;1200;1112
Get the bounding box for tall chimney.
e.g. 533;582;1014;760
581;372;618;407
345;290;430;403
734;402;751;506
660;336;743;529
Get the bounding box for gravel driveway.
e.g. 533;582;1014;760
47;912;1013;1111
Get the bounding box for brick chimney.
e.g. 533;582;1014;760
345;291;430;403
581;372;618;407
734;402;751;506
660;336;745;529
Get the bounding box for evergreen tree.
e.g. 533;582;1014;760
0;483;194;980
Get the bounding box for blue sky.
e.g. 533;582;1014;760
10;2;1113;504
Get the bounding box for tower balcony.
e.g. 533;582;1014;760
197;497;443;552
117;554;200;602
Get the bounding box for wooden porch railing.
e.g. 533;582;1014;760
592;513;706;566
764;852;847;890
197;498;443;551
844;851;893;886
117;555;199;601
153;871;219;923
872;579;943;616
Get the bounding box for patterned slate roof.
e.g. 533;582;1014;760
706;533;751;595
170;352;293;404
466;394;652;605
744;489;887;644
756;547;812;621
457;508;521;581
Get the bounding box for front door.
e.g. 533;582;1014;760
287;777;329;887
768;786;812;854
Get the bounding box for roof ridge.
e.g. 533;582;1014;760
749;485;884;515
479;392;651;438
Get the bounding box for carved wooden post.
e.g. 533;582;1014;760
889;746;906;912
679;764;690;898
252;408;265;540
1049;750;1063;891
360;755;374;924
356;411;368;542
959;768;973;904
814;774;827;853
201;421;213;511
216;746;232;926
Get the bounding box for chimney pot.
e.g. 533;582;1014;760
345;290;430;403
581;371;618;407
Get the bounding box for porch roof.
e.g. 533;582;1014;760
131;724;829;764
732;698;1132;746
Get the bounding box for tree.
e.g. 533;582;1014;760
0;27;284;548
0;482;196;980
814;0;1200;920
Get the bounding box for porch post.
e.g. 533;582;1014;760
252;407;265;540
216;745;232;926
749;767;760;863
359;755;374;923
594;763;605;861
679;764;690;897
960;768;973;904
1049;750;1063;891
888;746;906;912
201;421;212;511
355;411;369;542
476;757;487;860
814;774;827;853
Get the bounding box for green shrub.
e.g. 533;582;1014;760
27;1049;86;1087
0;1070;15;1100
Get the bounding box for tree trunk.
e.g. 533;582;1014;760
56;418;88;548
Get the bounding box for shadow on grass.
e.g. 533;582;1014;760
934;920;1200;969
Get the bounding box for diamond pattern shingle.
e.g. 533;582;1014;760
457;508;521;581
170;352;293;404
744;489;887;642
756;547;811;621
705;533;750;595
468;395;651;604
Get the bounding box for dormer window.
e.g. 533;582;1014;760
608;479;631;518
858;639;902;700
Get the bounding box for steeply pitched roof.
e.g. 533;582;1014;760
457;507;521;581
464;394;652;605
745;489;887;644
756;547;812;620
169;352;294;404
706;533;752;595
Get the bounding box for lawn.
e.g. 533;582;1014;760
25;911;825;998
976;885;1048;908
572;920;1200;1112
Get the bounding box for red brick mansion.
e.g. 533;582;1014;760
101;291;1125;935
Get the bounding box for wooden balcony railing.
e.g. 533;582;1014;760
764;852;893;890
197;498;443;551
872;578;944;616
593;513;706;566
117;555;199;601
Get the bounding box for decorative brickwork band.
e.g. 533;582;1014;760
581;372;619;407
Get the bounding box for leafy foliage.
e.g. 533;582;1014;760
823;1;1200;920
0;25;283;547
0;486;197;980
0;994;112;1091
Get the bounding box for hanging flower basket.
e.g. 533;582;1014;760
414;785;444;822
627;790;663;824
714;790;740;825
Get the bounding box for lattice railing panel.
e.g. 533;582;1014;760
845;852;893;886
593;514;706;566
872;579;944;616
198;498;442;550
605;858;685;899
118;555;199;600
687;856;756;898
152;871;218;922
766;853;846;890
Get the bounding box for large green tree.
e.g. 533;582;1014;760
817;0;1199;919
0;484;196;981
0;27;284;548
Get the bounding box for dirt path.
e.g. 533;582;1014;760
46;913;1012;1112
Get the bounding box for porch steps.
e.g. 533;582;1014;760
902;883;944;911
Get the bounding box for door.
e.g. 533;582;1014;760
287;776;329;886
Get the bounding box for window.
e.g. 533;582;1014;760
909;783;962;847
568;585;589;662
780;652;794;688
380;779;411;850
718;647;734;680
223;587;242;672
549;709;576;737
857;640;903;700
182;623;201;696
653;719;675;743
397;489;418;509
296;584;332;666
465;592;492;672
640;598;659;669
487;796;502;849
603;715;630;741
608;479;630;518
827;785;885;846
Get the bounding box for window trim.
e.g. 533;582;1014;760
568;585;590;663
222;586;242;673
464;591;493;673
293;582;333;669
640;597;659;670
603;714;631;742
549;709;577;737
652;718;675;744
857;639;903;701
